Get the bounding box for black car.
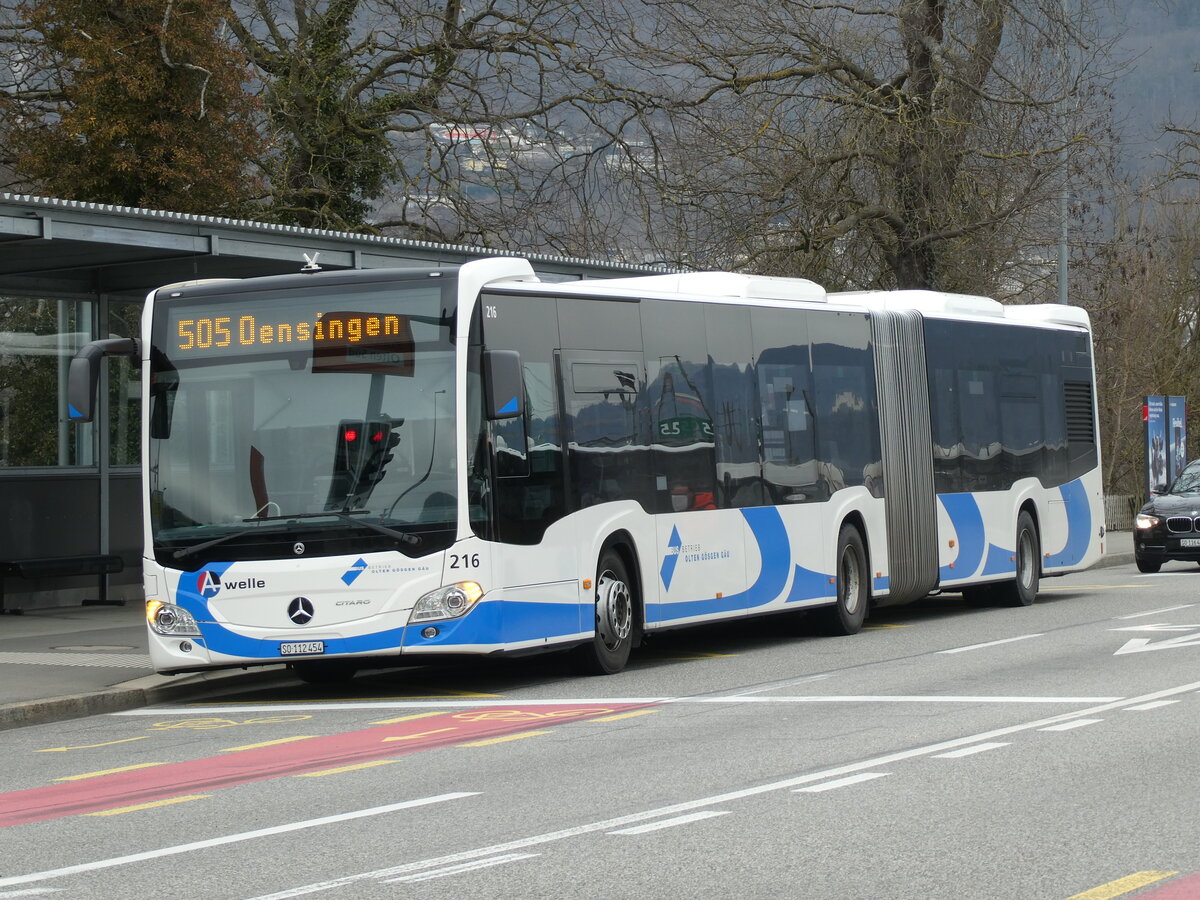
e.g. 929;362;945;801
1135;460;1200;572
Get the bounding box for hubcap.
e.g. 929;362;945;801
596;569;632;650
840;546;861;615
1017;530;1035;590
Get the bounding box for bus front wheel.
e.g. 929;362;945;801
813;525;869;636
571;549;635;675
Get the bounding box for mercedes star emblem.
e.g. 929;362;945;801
288;597;315;625
293;542;306;555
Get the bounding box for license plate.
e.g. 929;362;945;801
1180;539;1200;548
280;641;325;656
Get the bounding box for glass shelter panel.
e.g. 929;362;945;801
0;295;95;467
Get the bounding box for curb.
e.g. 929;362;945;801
0;665;295;732
1094;552;1134;570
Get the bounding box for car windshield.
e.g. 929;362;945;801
147;275;458;565
1169;464;1200;494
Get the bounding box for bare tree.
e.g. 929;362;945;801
225;0;651;235
603;0;1122;292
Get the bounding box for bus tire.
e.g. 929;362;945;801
995;510;1040;607
813;525;869;636
291;659;359;685
571;548;635;675
1135;556;1161;574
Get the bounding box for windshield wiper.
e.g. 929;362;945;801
171;512;420;561
251;511;422;546
171;522;292;561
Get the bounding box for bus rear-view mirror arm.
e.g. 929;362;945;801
67;338;140;423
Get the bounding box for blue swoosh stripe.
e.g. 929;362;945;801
1044;479;1091;568
647;506;792;623
938;493;986;581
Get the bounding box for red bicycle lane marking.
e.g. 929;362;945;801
1;703;654;828
1135;872;1200;899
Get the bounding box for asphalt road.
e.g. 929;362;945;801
2;561;1199;900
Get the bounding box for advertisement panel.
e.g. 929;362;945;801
1168;395;1188;484
1146;395;1167;495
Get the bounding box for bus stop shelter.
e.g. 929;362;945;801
0;192;652;611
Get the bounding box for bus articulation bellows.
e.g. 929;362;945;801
69;258;1104;681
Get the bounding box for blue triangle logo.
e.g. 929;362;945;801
660;526;683;590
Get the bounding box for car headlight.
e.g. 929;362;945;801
146;599;201;636
1135;514;1161;530
409;582;483;623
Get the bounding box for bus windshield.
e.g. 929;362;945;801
147;275;458;568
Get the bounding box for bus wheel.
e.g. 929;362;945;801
996;510;1040;607
813;526;868;636
572;549;635;675
291;660;359;685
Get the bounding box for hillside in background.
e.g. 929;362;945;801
1107;1;1199;164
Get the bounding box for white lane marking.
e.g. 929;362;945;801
1038;718;1103;732
0;889;62;897
1114;605;1195;619
1111;624;1200;632
1125;700;1180;711
937;634;1044;654
794;772;890;793
114;694;1122;716
0;794;476;891
720;673;836;698
382;854;538;883
686;695;1120;704
238;679;1200;900
1113;632;1200;655
112;700;673;714
608;810;730;835
932;742;1010;759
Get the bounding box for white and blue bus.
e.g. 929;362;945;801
69;258;1104;681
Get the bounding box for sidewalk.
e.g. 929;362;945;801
0;601;293;731
0;531;1136;731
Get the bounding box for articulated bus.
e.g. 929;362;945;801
69;258;1103;681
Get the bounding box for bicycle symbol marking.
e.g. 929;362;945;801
451;708;615;723
148;714;313;731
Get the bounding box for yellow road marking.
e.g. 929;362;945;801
1041;585;1151;592
666;652;736;660
294;760;398;777
38;736;150;752
220;736;316;753
54;762;167;782
1065;871;1179;899
191;690;501;705
590;710;658;723
382;727;457;742
458;730;551;748
864;624;911;630
85;795;209;817
370;711;448;725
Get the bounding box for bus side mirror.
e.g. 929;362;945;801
67;338;139;423
483;350;524;420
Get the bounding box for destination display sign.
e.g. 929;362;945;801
164;300;427;376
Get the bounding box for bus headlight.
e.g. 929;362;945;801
1135;514;1161;531
146;599;201;636
410;582;483;623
